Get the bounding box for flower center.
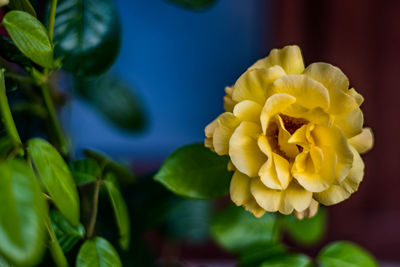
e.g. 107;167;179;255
266;114;308;159
279;114;308;134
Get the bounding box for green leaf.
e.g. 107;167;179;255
239;244;286;267
47;220;68;267
50;210;85;253
75;75;146;132
84;149;135;184
7;0;37;17
0;160;47;266
283;207;326;245
53;0;121;75
165;198;211;243
154;143;232;199
0;35;32;68
28;138;80;226
260;253;313;267
165;0;217;10
211;205;277;252
76;237;122;267
317;241;378;267
103;174;130;250
3;11;53;68
69;158;100;186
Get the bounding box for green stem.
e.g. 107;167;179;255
48;0;58;42
0;69;22;148
87;179;101;239
40;83;68;155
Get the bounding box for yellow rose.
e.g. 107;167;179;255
205;45;373;218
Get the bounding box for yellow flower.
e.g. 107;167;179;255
205;45;373;218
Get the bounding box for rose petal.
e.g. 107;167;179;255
348;127;374;154
232;67;286;105
270;75;330;111
230;171;252;206
249;45;305;74
229;121;266;177
314;146;364;205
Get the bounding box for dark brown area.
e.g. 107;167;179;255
267;0;400;260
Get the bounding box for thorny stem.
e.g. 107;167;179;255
87;179;101;239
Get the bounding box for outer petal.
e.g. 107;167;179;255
303;62;349;91
224;86;236;112
348;127;374;154
348;88;364;106
279;182;313;215
303;63;358;114
243;197;266;218
294;199;319;219
229;121;266;177
213;113;241;155
260;93;296;134
232;67;286;105
233;100;263;123
249;45;305;74
250;179;282;212
334;108;363;138
270;75;330;111
315;146;364;205
230;171;252;206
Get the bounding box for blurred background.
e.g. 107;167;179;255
65;0;400;264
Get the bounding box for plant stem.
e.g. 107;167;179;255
0;69;22;148
48;0;58;42
40;83;68;155
87;179;101;239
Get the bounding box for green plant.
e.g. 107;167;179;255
0;0;146;265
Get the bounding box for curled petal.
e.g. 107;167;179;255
250;179;282;212
230;171;251;206
260;93;296;134
292;149;337;192
313;125;353;182
213;113;241;155
283;104;331;127
258;152;291;190
229;122;266;177
348;127;374;154
232;67;286;105
249;45;305;74
270;75;330;111
279;182;313;215
233;100;263;123
315;146;364;205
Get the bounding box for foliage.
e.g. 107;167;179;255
0;0;380;266
0;0;142;265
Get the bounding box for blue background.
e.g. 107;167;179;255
66;0;268;169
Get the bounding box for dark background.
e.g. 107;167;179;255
67;0;400;262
